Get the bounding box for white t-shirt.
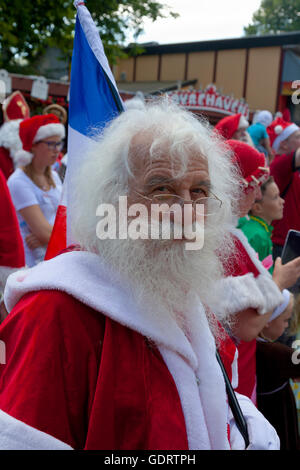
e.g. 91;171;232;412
7;168;62;267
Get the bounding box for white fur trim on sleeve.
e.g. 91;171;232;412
0;409;73;450
213;272;284;316
211;227;284;316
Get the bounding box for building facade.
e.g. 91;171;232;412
114;32;300;124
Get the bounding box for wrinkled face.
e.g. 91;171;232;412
280;129;300;154
127;136;211;240
253;182;284;224
31;135;62;166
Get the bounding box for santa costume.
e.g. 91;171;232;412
215;140;284;404
215;113;249;140
0;246;279;450
267;118;300;254
0;91;30;180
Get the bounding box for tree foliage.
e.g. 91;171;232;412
0;0;178;72
244;0;300;35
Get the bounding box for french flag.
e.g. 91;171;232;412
45;0;124;259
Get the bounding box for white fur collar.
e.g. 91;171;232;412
4;250;230;450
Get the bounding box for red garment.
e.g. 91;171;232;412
0;147;14;180
270;152;300;246
218;325;238;387
0;169;24;268
224;234;260;402
0;289;188;450
234;339;257;404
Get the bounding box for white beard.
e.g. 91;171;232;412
96;222;233;343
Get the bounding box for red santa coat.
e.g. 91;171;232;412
215;228;284;403
0;289;189;450
0;249;281;450
0;147;14;180
270;152;300;247
0;250;233;450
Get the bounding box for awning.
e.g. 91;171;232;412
117;79;197;96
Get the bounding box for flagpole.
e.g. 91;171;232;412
45;0;124;259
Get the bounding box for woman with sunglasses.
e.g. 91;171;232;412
7;114;65;267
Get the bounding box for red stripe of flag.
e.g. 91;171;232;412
44;205;67;260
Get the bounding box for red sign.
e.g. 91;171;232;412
168;84;249;119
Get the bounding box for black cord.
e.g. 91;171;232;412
216;350;250;448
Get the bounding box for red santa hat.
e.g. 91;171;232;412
282;108;291;123
15;114;65;166
215;113;249;140
227;140;269;192
2;91;30;122
267;117;299;152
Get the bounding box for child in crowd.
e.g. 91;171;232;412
256;291;300;449
238;176;284;274
247;110;274;164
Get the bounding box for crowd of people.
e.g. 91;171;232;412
0;90;300;450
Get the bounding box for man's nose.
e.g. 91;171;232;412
175;191;198;224
183;201;197;225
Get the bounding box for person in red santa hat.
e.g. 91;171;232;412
215;113;254;146
0;101;280;450
213;139;300;407
0;91;30;180
0;168;25;300
7;114;65;267
266;117;300;261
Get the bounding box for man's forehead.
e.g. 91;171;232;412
129;133;208;171
144;175;211;189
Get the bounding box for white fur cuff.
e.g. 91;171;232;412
0;410;72;450
213;273;284;316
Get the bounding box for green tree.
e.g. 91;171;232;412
244;0;300;35
0;0;178;73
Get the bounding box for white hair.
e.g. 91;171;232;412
70;99;240;339
123;94;145;111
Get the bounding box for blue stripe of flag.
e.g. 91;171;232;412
69;17;124;137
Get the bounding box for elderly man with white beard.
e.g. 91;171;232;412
0;101;279;450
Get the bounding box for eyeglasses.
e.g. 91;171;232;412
40;140;64;151
134;191;222;216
